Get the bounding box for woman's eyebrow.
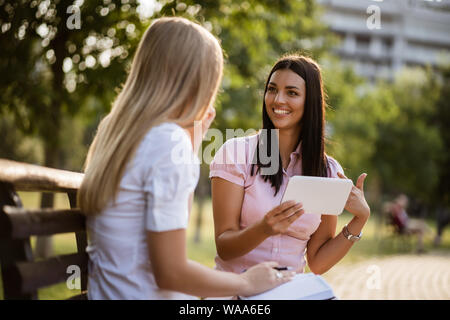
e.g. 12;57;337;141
268;82;300;90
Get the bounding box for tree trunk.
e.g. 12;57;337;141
34;143;61;259
34;18;67;259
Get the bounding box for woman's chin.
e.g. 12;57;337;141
270;118;294;129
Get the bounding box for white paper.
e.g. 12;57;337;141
239;273;335;300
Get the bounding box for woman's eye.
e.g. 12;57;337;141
267;87;276;93
288;91;298;96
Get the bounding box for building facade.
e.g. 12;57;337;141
318;0;450;80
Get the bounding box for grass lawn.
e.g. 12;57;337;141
1;192;449;299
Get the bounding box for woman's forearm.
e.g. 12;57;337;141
216;221;270;261
308;216;369;274
159;259;249;297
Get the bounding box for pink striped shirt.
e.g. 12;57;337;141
209;133;344;274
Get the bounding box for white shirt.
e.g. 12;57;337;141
86;122;200;300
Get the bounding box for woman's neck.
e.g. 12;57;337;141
277;126;301;169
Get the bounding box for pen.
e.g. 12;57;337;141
273;266;293;271
242;266;293;273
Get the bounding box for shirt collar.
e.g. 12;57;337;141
292;140;302;156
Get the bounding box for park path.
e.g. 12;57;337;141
321;251;450;300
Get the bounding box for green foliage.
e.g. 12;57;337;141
1;0;448;210
0;112;44;163
0;0;334;170
432;64;450;206
0;0;143;168
324;62;449;208
372;68;444;203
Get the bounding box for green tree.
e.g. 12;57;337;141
321;60;449;215
0;0;143;170
372;68;443;206
433;64;450;208
1;0;336;245
0;0;143;257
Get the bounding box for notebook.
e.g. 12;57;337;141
281;176;353;215
239;273;336;300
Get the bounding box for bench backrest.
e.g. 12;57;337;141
0;159;87;300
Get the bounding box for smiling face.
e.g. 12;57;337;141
264;69;306;133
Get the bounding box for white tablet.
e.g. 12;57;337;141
281;176;353;215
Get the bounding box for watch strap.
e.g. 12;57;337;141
342;224;362;242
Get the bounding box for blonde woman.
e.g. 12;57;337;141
77;17;293;300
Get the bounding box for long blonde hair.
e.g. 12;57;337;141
78;17;223;215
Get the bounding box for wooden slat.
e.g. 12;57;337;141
1;206;86;239
0;159;83;193
0;181;37;299
4;252;88;294
67;292;88;300
67;191;89;292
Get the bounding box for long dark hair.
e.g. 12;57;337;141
251;55;328;196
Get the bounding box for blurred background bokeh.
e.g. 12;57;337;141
1;0;449;299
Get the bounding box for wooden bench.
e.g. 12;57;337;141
0;159;88;300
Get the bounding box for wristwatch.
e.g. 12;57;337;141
342;224;362;242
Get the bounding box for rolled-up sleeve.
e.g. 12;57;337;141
327;156;345;178
209;138;248;187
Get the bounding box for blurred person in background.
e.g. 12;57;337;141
389;194;431;253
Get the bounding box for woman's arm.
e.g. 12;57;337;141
212;177;304;261
146;228;294;297
306;173;370;275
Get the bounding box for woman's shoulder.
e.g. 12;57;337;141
326;155;344;177
130;122;194;172
221;132;259;149
144;122;190;145
140;122;191;153
214;132;259;165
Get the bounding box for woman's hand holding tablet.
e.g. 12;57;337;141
258;200;305;236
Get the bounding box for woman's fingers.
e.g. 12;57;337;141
337;172;348;180
274;270;296;284
274;202;303;218
356;173;367;191
285;208;304;223
275;205;304;230
280;270;296;279
263;201;304;235
267;200;297;218
338;171;367;192
262;261;279;269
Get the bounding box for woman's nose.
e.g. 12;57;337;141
274;92;287;105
